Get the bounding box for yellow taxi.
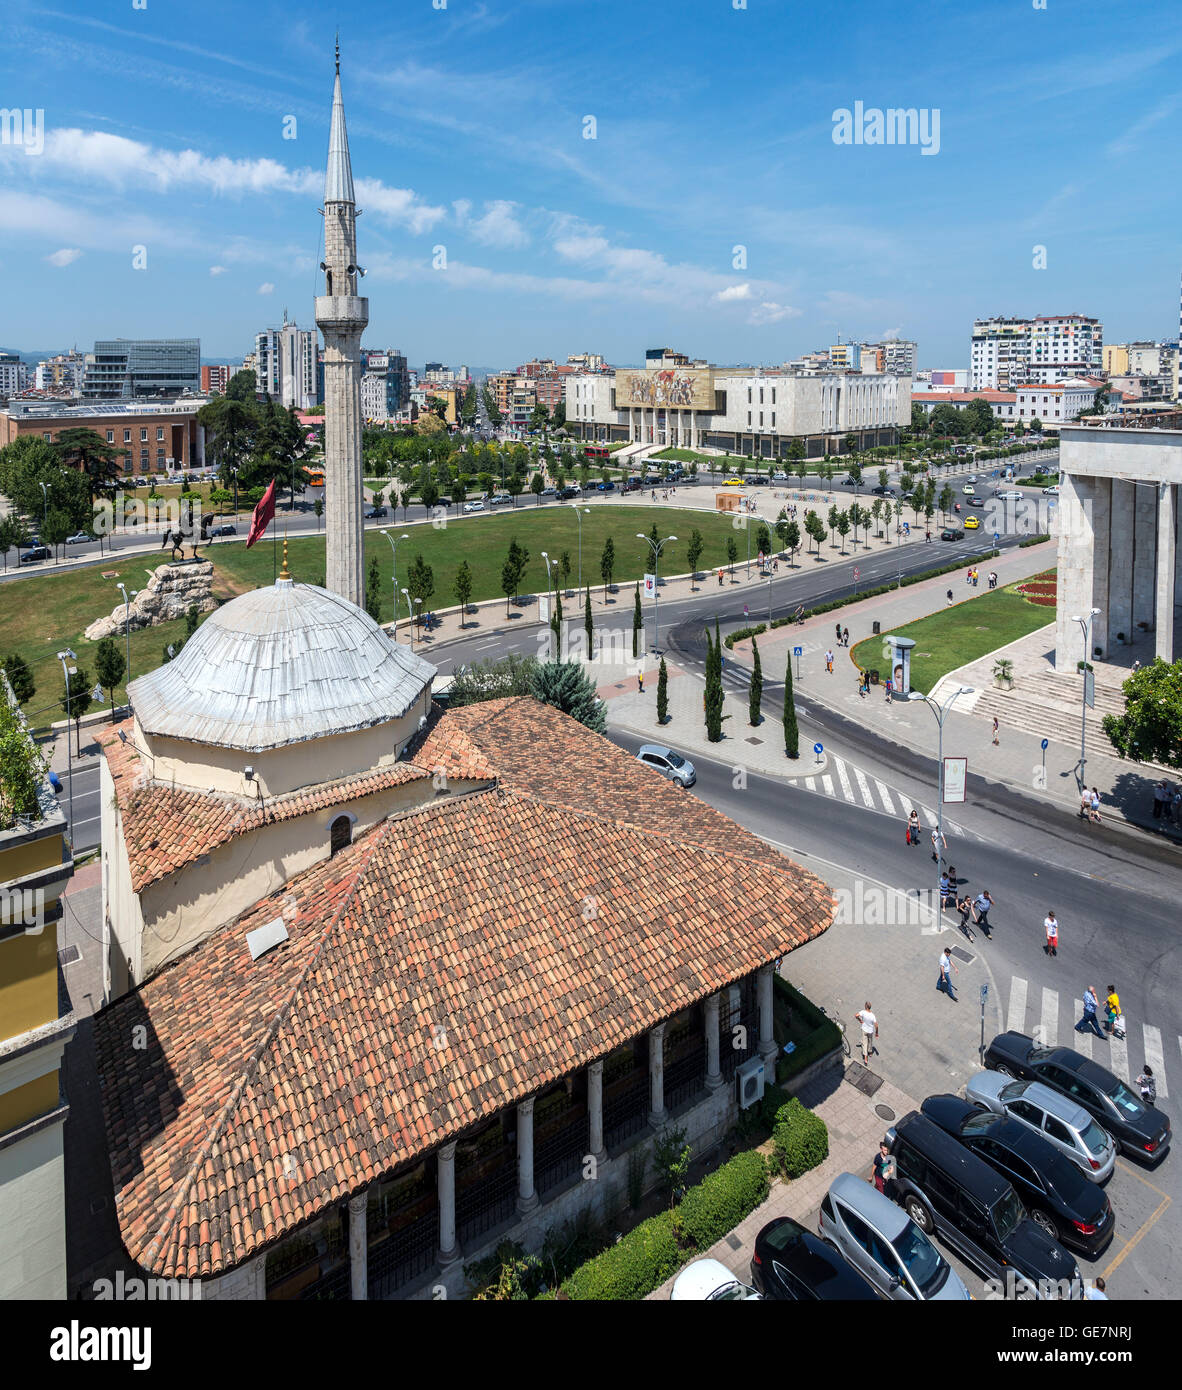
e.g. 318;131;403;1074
724;477;744;485
964;514;980;529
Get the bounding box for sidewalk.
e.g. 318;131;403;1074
724;539;1181;841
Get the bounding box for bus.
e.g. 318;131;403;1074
584;444;610;460
306;466;326;487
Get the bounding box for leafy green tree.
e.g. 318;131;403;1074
755;522;771;558
59;662;93;756
94;637;126;713
364;555;383;623
550;588;563;658
686;528;704;590
782;651;799;758
749;636;763;726
656;657;669;725
501;556;518;617
652;1124;691;1207
871;497;884;535
529;661;606;732
313;497;324;530
836;510;851;553
1102;658;1182;769
1028;416;1043;435
599;536;615;598
877;468;888;490
53;427;128;501
938;484;953;519
633;582;642;659
454;559;473;622
420;479;441;513
784;519;801;565
1;652;34;704
0;515;27;571
449;652;538;707
225;368;258;402
844;432;858;457
407;552;435;617
196;396;257;487
846;461;863;486
559;549;572;594
530;471;544;504
725;535;738;577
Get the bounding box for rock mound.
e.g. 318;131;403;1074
85;561;216;641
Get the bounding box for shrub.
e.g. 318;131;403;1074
675;1151;769;1251
773;1097;829;1179
560;1210;680;1301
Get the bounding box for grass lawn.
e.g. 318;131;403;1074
849;572;1057;694
1;506;765;727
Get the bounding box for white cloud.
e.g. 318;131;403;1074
469;200;529;249
715;284;752;302
209;265;228;276
748;301;800;325
258;282;275;295
452;198;472;224
45;247;81;267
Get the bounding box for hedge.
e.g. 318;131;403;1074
1019;534;1051;548
675;1151;769;1251
560;1210;681;1301
773;1097;830;1179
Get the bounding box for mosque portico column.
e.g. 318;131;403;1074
758;964;778;1067
587;1061;607;1166
648;1022;667;1129
516;1096;539;1214
348;1190;367;1301
437;1141;460;1265
704;992;723;1090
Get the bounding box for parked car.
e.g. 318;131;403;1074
557;486;581;499
920;1095;1114;1255
964;516;981;529
463;500;485;513
489;493;512;506
982;1033;1171;1162
595;480;615;491
872;485;894;496
818;1174;970;1301
364;506;388;518
622;478;644;492
885;1111;1081;1297
540;486;558;497
940;528;962;541
1044;485;1060;496
19;545;51;564
964;1074;1116;1182
771;471;788;482
635;744;696;788
210;523;237;537
65;532;91;545
962;484;975;495
670;1258;762;1301
1000;489;1024;501
723;477;744;486
750;1216;879;1300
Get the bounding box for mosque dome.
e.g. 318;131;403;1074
127;575;436;752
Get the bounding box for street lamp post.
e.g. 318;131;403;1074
570;504;590;595
38;480;48;531
541;552;556;658
918;684;974;922
56;649;76;848
1070;607;1101;788
379;530;410;635
637;533;676;655
115;583;137;713
400;587;420;650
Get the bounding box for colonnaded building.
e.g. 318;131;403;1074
1056;417;1182;669
565;347;911;458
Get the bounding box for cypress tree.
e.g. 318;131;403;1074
705;618;724;741
783;650;799;758
656;656;668;725
749;636;763;726
632;582;642;659
584;587;594;658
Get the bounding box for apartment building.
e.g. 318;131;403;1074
971;315;1102;388
254;317;317;411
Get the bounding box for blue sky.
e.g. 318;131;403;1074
2;0;1180;370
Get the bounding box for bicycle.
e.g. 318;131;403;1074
821;1005;851;1058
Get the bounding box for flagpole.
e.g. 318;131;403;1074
273;522;277;582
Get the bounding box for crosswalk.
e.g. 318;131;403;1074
799;752;976;840
999;974;1173;1100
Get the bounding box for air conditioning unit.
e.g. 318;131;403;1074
735;1055;766;1110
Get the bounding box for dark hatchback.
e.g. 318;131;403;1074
921;1095;1114;1256
750;1216;879;1300
984;1033;1171;1163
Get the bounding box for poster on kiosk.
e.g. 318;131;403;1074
885;635;916;697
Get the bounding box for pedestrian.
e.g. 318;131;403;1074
1084;1277;1108;1301
637;671;645;695
925;529;931;542
718;567;724;586
1074;985;1106;1040
854;1002;878;1064
1078;788;1092;821
1089;787;1102;824
957;894;975;939
1137;1065;1157;1106
1172;787;1182;829
937;946;959;1001
1104;984;1121;1033
873;1141;896;1196
884;676;893;703
825;649;834;673
972;568;979;588
743;605;749;621
1152;780;1168;820
836;622;843;645
907;809;920;846
992;716;999;747
939;869;953;909
857;670;866;699
966;567;972;585
931;826;947;863
842;626;850;647
972;888;993;936
946;589;953;607
1044;911;1059;957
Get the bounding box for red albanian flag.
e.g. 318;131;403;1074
245;477;277;549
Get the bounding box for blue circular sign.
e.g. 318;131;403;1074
1041;738;1049;750
814;742;823;755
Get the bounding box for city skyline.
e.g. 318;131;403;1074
1;0;1180;367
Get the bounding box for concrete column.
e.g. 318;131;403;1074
1157;482;1176;663
1108;479;1135;645
437;1141;460;1265
516;1096;538;1214
647;1022;667;1128
1056;473;1096;670
1132;481;1157;637
348;1190;367;1301
758;964;777;1065
1176;490;1182;605
587;1060;607;1163
1089;475;1111;656
690;407;696;449
704;992;723;1090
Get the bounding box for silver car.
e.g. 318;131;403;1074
635;745;696;788
819;1174;970;1301
964;1075;1116;1182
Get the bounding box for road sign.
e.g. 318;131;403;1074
90;685;104;703
814;742;823;755
993;532;999;544
1041;738;1049;750
793;646;802;657
853;568;860;579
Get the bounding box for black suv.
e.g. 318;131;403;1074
885;1111;1081;1298
984;1033;1171;1163
557;486;581;499
921;1095;1114;1256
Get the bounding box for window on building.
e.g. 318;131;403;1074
140;428;148;442
43;431;52;441
759;388;764;404
124;429;131;443
107;430;114;443
747;411;752;426
771;388;776;404
157;427;164;441
747;388;752;404
330;815;353;857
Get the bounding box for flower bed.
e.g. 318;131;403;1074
1015;569;1057;607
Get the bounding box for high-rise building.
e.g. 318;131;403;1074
971;315;1101;388
829;342;861;371
34;351;85;396
314;44;368;608
255;314;318;410
81;338;200;399
201;363;232;395
0;352;24;396
360;349;409;416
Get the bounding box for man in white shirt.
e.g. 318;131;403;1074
854;1002;877;1064
1084;1277;1108;1301
937;947;959;1002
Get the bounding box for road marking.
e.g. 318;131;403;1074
1107;1030;1129;1083
1141;1025;1167;1099
1040;987;1058;1047
918;805;936;826
873;778;895;814
805;777;816;791
853;766;875;809
1007;976;1027;1035
834;758;855;802
821;774;834;796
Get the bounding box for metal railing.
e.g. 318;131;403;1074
535;1113;591;1195
369;1209;439;1299
663;1045;707;1114
603;1077;650;1152
456;1155;518;1245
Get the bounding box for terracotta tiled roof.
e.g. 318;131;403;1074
96;701;834;1279
100;721;432;892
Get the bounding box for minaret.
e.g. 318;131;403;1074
314;39;369;607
